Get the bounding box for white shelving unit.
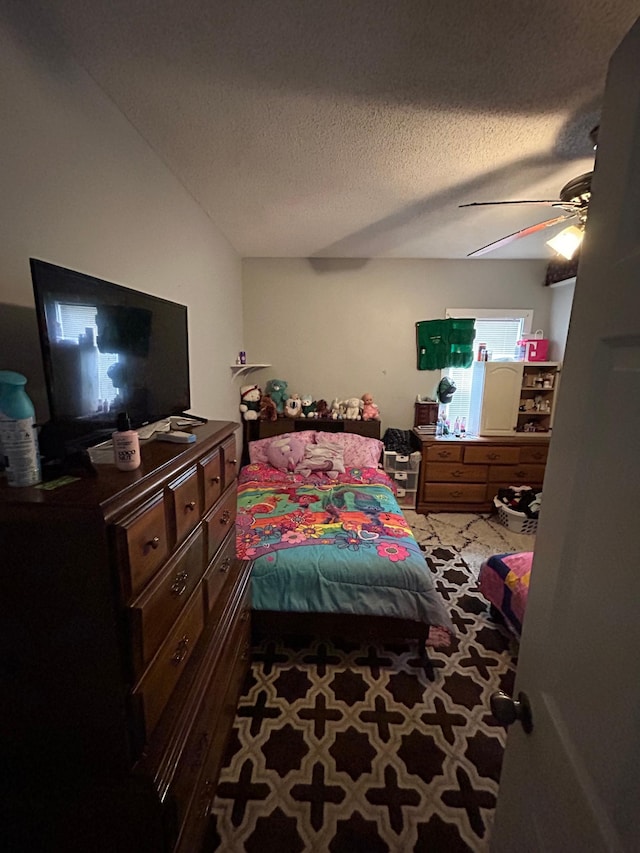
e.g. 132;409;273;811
230;363;271;377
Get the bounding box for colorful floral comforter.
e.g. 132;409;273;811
478;551;533;637
237;463;453;641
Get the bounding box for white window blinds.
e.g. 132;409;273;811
443;317;526;427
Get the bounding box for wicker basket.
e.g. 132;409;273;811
493;497;538;535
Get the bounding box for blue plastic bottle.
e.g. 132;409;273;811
0;370;42;486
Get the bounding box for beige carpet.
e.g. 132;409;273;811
404;510;536;580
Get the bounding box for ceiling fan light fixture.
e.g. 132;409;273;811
546;224;584;260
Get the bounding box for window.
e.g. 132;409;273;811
442;309;533;429
56;302;119;410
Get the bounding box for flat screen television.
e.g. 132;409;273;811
30;259;191;451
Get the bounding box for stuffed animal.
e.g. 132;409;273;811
266;435;306;472
259;393;278;421
315;399;330;419
239;384;261;420
300;394;317;418
264;379;288;416
330;398;343;420
343;397;363;420
284;393;303;418
361;392;380;421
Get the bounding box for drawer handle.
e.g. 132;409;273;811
171;635;190;665
241;642;250;662
451;469;463;478
220;510;231;525
487;452;499;460
219;557;232;573
515;470;526;478
185;500;197;512
210;475;221;484
437;451;452;458
228;458;238;466
146;536;161;551
170;570;189;597
450;490;463;497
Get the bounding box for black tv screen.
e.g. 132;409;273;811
30;259;190;435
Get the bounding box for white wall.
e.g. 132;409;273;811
0;16;243;425
547;279;576;363
242;257;552;430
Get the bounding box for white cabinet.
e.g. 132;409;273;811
468;362;560;436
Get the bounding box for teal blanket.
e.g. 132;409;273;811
236;464;453;635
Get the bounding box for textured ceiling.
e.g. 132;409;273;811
7;0;639;258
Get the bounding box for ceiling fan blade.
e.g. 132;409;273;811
467;213;578;258
459;200;562;208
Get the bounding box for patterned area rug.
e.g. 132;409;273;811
208;518;523;852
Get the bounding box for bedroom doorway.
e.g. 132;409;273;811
491;17;640;851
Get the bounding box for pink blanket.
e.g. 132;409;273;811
478;551;533;636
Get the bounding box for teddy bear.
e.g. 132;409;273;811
361;392;380;421
239;384;261;420
264;379;288;416
259;393;278;421
284;393;303;418
300;394;317;418
343;397;363;420
315;399;330;419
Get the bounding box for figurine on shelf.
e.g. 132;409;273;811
361;392;380;421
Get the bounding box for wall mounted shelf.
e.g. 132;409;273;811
230;363;271;377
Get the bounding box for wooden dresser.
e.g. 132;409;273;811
414;431;550;513
0;420;250;852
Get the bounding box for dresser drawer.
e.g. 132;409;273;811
129;527;206;679
519;445;549;464
199;447;223;513
203;532;239;614
221;436;239;488
133;588;205;738
116;492;169;599
425;462;488;483
167;465;201;545
205;489;237;562
488;463;546;483
424;444;463;462
464;445;520;465
424;482;487;503
171;586;251;853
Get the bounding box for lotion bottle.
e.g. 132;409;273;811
113;411;141;471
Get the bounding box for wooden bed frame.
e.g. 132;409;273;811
243;417;437;679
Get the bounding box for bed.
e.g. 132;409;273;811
477;551;534;637
236;427;454;677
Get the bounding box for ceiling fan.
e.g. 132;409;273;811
459;127;597;258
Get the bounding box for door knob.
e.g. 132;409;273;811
490;690;533;734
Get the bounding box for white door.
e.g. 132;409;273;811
480;362;522;435
492;18;640;852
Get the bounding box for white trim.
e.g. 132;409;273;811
445;307;534;334
547;277;576;289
